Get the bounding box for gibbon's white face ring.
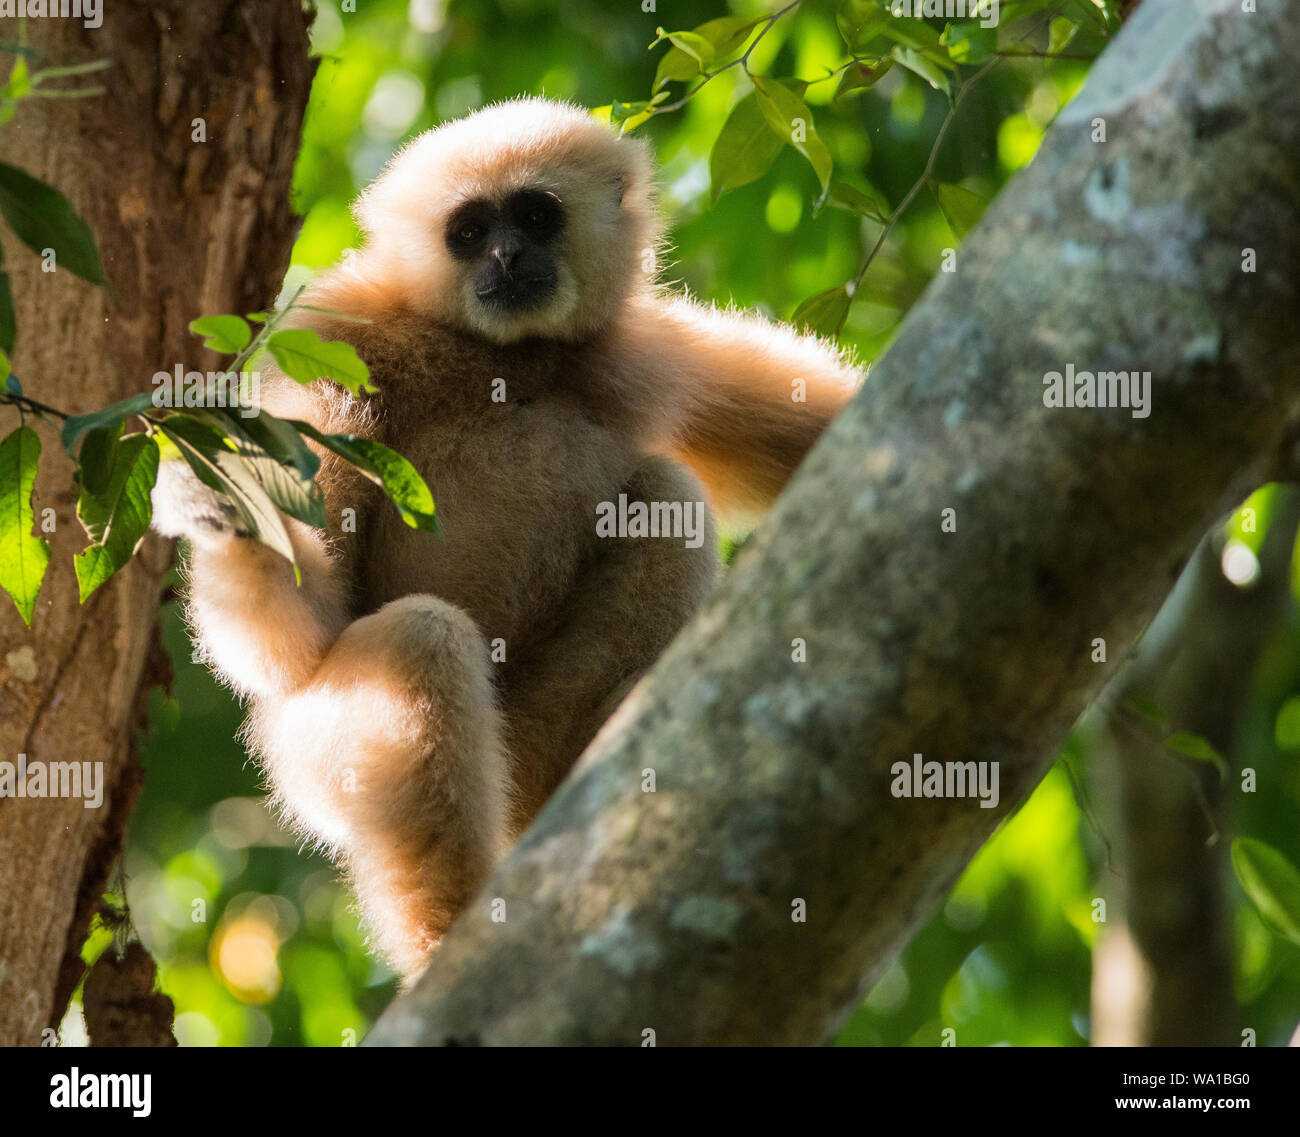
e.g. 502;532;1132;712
458;259;581;344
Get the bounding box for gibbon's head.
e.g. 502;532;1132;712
352;98;660;343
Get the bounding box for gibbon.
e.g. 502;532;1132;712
151;97;861;980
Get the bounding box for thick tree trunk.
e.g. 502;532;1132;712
0;0;311;1046
371;0;1300;1045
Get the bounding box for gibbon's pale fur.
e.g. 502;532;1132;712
152;97;861;979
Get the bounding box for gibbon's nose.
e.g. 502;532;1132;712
491;237;525;277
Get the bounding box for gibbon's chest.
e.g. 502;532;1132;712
363;382;643;647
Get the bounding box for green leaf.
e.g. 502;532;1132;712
692;15;763;56
792;286;851;337
891;45;952;94
835;0;892;52
834;56;893;100
652;46;700;92
881;16;956;67
60;391;157;458
610;95;667;133
190;314;252;355
194;409;327;530
1058;0;1105;30
0;349;10;387
932;182;988;238
751;76;832;193
266;328;375;395
1164;730;1229;779
74;433;159;602
0;425;50;625
2;55;31;100
709;91;785;202
156;415;298;567
0;160;105;284
1048;16;1080;57
230;411;320;480
941;21;996;64
1231;837;1300;946
1123;696;1170;733
822;180;889;222
78;419;123;496
292;421;440;535
654;28;714;66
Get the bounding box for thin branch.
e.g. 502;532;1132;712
1;390;70;420
650;0;802;115
833;56;1001;336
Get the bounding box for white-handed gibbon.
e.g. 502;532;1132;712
151;97;861;979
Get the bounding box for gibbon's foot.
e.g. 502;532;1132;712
150;456;251;546
250;594;511;979
499;454;719;830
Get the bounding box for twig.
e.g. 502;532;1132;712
1;390;70;420
834;56;1001;336
651;0;802;115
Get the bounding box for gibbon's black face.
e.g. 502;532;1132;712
445;188;565;315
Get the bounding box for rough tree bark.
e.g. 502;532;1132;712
371;0;1300;1045
0;0;311;1046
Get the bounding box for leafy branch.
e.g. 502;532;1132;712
608;0;1116;338
0;300;439;624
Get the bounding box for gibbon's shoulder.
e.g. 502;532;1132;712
269;262;576;412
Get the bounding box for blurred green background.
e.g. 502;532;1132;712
65;0;1300;1045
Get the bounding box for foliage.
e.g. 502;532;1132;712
0;295;437;622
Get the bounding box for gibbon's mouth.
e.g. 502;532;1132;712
475;273;557;312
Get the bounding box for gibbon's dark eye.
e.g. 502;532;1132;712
508;190;564;239
445;204;494;258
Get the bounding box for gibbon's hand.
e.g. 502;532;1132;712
149;454;251;547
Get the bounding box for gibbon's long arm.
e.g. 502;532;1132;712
183;521;349;701
151;375;371;702
641;295;861;519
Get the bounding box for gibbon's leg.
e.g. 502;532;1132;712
251;595;510;980
499;455;719;831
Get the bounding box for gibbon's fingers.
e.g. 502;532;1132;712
150;455;251;546
640;295;862;520
183;522;351;702
251;595;511;980
500;456;718;828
